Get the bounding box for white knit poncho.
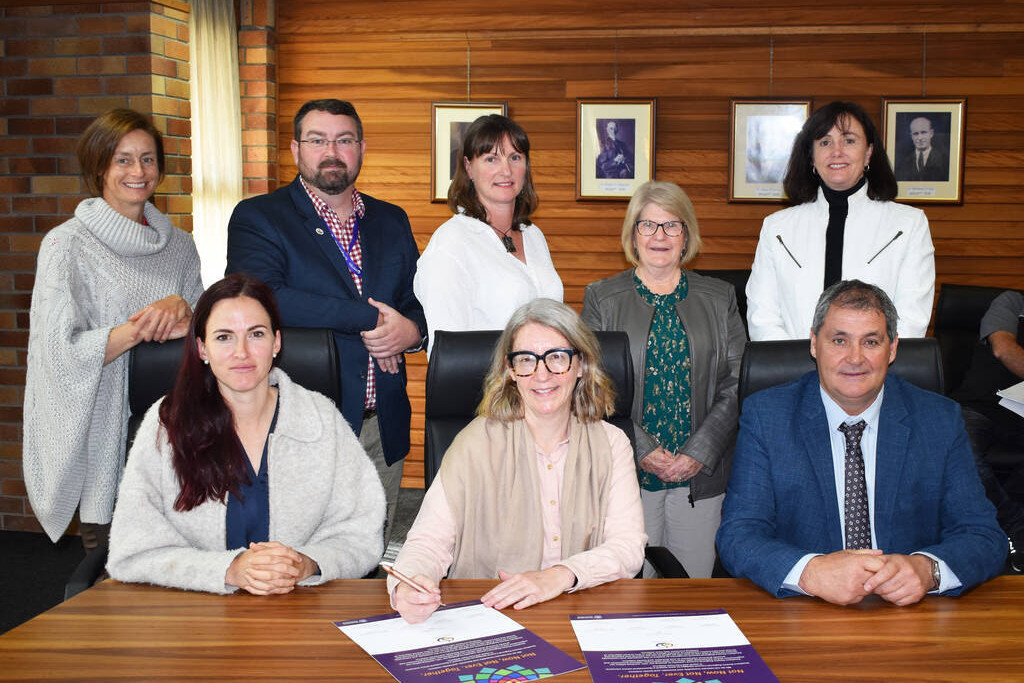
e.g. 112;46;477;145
24;197;204;541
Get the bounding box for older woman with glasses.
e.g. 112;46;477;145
388;298;645;623
582;180;746;578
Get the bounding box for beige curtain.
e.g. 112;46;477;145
189;0;242;287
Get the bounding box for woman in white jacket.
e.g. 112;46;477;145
746;101;935;340
108;275;384;594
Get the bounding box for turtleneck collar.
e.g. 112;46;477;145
820;176;867;206
74;197;173;257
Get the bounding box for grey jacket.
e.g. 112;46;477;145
582;269;746;501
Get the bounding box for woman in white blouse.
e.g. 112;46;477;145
414;115;563;354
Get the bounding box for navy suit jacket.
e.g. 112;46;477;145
716;371;1005;598
226;177;426;465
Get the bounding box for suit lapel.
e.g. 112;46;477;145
797;376;844;549
872;377;911;551
358;198;379;296
288;179;362;299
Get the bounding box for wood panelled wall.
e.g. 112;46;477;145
274;0;1024;488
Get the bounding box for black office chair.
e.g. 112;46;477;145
738;338;944;408
423;329;687;579
933;284;1021;395
64;328;340;600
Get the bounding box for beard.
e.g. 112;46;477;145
301;156;360;195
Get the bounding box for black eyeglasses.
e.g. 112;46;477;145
634;219;685;237
507;348;577;377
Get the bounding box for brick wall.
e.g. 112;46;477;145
238;0;277;197
0;0;192;532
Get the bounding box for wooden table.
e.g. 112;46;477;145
2;576;1022;681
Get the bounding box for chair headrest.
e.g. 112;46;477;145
739;338;944;406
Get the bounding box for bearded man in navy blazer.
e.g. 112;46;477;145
227;99;426;547
717;280;1005;606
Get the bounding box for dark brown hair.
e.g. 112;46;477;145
159;274;283;512
447;114;538;228
783;101;897;205
76;109;165;197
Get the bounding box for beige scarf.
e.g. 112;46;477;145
439;416;613;579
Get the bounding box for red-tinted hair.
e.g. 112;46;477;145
159;274;283;512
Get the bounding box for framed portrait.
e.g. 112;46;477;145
431;101;508;202
729;99;811;202
882;98;966;204
577;99;656;200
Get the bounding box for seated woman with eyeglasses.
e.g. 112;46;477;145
582;181;746;579
389;299;645;623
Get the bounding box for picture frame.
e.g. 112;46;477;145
729;99;811;202
431;101;508;202
576;99;656;200
882;98;966;204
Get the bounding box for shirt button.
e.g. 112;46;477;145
550;499;556;506
547;464;553;470
553;535;559;542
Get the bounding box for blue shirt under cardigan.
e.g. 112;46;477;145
226;399;280;548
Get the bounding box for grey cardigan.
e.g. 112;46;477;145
107;369;385;593
582;269;746;502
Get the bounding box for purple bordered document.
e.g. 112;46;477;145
335;600;584;682
569;610;779;683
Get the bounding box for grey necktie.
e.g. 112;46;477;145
916;150;924;172
839;420;871;550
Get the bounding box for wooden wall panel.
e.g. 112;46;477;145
274;0;1024;488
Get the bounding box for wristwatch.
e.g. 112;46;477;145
929;558;941;591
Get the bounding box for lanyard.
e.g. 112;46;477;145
324;213;363;279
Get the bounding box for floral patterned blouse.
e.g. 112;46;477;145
635;270;692;492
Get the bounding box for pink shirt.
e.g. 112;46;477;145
389;421;645;597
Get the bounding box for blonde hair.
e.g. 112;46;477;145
619;180;702;267
478;299;615;423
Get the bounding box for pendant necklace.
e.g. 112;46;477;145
494;225;516;253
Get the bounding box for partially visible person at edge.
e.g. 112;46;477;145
582;180;745;579
718;280;1005;606
414;114;562;355
108;275;384;594
389;299;645;623
951;289;1024;572
24;108;203;551
226;99;426;549
745;100;935;341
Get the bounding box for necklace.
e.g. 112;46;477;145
493;225;517;253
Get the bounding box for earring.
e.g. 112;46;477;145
812;167;818;176
203;359;209;365
865;163;870;171
273;352;278;359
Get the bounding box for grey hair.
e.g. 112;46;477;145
811;279;899;341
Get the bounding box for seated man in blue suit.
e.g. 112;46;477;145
226;99;426;548
717;280;1005;606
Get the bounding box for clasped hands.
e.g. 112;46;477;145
640;447;703;483
360;297;422;374
394;565;576;624
225;541;319;595
798;549;935;606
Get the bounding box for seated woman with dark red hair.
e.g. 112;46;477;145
108;274;384;594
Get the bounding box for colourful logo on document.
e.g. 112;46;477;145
458;664;554;681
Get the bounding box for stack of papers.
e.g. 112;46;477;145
997;380;1024;418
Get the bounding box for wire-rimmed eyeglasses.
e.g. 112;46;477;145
507;348;577;377
634;219;685;237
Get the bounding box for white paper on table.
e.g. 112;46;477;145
337;603;520;655
997;380;1024;418
570;612;749;651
